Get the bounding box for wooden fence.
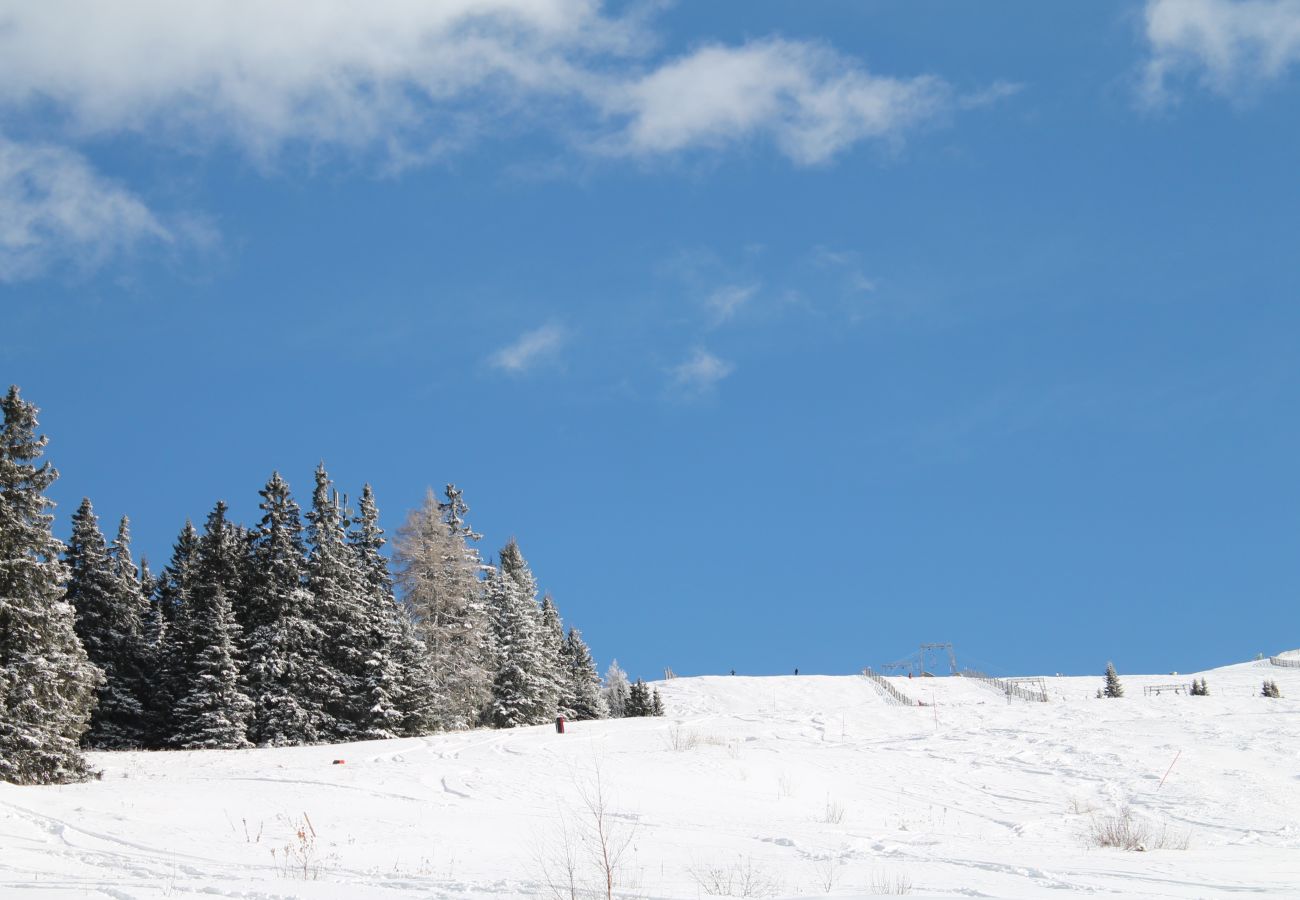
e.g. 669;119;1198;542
1143;683;1189;696
962;670;1049;703
861;668;919;707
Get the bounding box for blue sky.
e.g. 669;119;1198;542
3;0;1298;680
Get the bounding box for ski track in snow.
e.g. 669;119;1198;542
2;661;1299;898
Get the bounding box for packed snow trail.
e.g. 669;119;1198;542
2;661;1298;898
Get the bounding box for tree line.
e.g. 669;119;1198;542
0;386;661;786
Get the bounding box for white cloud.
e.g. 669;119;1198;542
670;347;734;391
0;135;170;281
489;323;567;373
705;283;759;324
603;39;951;164
0;0;630;164
0;4;975;167
1142;0;1300;103
0;4;1007;276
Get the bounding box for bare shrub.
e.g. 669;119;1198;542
1067;796;1095;815
536;760;637;900
870;870;913;894
533;810;582;900
270;812;320;880
689;856;781;897
666;724;700;752
777;772;793;799
821;796;847;824
808;854;844;892
1089;807;1188;851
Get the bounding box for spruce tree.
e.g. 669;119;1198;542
0;387;101;784
136;556;167;746
560;627;607;720
626;678;651;717
538;594;565;718
603;659;630;718
243;472;330;746
393;486;493;730
1102;662;1124;699
153;520;200;746
170;502;253;749
651;687;665;717
66;505;150;749
486;564;550;728
347;483;410;740
305;464;368;739
492;539;553;724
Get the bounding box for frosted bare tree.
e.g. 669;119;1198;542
393;486;493;729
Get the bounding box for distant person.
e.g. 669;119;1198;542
794;668;799;675
729;668;735;676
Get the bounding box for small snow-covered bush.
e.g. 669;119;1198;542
1089;807;1188;851
821;797;847;824
689;856;781;897
870;870;913;894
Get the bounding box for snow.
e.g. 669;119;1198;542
2;660;1298;898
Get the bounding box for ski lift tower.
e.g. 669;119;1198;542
918;642;958;676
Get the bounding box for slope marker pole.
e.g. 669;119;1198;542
1157;750;1181;790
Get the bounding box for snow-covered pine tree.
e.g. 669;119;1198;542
109;517;153;744
170;502;253;749
651;687;665;717
393;486;493;730
305;463;369;740
66;500;149;748
602;659;630;718
152;520;200;746
135;556;167;745
391;612;441;736
0;386;101;784
490;539;554;725
1190;677;1209;696
1262;679;1282;698
560;627;607;720
1103;662;1124;699
626;678;651;717
243;471;330;746
486;564;551;728
346;483;409;740
77;511;151;748
538;594;565;718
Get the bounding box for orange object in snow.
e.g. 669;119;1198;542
555;716;566;734
332;759;346;765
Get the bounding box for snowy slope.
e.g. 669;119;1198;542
2;660;1298;899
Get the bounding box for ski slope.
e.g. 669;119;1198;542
2;660;1298;898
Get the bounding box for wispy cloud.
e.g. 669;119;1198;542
1140;0;1300;104
811;246;876;292
489;323;568;374
669;347;734;392
705;283;759;324
601;39;953;165
0;135;171;282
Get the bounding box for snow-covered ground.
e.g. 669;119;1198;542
3;660;1298;899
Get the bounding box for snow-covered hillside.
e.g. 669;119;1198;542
3;660;1298;899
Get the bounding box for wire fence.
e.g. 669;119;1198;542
1269;653;1300;669
861;668;920;707
961;670;1050;703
